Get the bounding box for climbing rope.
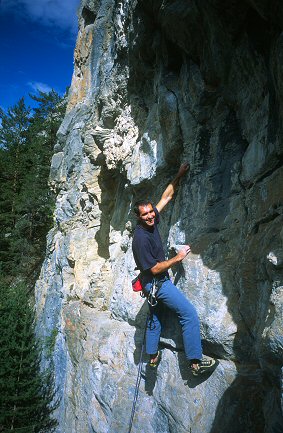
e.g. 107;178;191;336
128;314;149;433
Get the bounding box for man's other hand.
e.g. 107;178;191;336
150;245;191;275
176;245;191;261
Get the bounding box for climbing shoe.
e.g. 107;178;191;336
149;351;161;368
190;356;216;376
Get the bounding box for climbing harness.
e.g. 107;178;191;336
128;314;149;433
147;275;169;307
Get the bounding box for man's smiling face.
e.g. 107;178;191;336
138;204;156;228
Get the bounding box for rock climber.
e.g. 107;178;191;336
132;163;216;376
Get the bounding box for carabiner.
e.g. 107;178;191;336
147;294;158;307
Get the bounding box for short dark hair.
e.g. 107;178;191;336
133;200;153;216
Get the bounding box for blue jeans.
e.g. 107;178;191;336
144;279;202;361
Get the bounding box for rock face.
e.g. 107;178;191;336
35;1;283;432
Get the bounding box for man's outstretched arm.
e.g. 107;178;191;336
156;163;189;213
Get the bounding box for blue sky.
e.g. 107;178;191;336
0;0;80;110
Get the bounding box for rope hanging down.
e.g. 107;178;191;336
128;314;149;433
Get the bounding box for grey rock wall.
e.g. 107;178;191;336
35;1;283;432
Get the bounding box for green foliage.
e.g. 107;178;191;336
0;282;58;433
0;99;31;232
0;91;66;284
0;91;65;431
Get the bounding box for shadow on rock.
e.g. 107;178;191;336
209;364;283;433
132;300;148;364
143;363;159;396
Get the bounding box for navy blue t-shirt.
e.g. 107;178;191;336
132;207;167;285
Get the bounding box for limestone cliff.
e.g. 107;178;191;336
35;1;283;432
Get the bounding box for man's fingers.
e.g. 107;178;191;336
180;245;191;258
182;162;190;171
178;162;190;177
175;244;191;260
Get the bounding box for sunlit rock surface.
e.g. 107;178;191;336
35;1;283;432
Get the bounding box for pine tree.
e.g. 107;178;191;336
0;282;58;433
0;99;31;274
0;91;66;283
12;91;66;280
